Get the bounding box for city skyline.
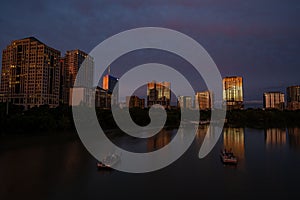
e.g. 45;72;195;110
0;35;298;110
1;2;300;199
1;0;300;104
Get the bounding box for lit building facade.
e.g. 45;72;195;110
195;91;213;110
0;37;60;109
126;95;145;109
223;76;243;110
147;129;171;152
287;86;300;110
69;87;94;106
147;81;171;108
177;96;192;109
63;49;94;105
263;92;285;110
95;87;111;109
102;74;118;105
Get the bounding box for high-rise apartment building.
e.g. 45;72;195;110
147;81;171;108
263;92;285;110
103;74;118;93
287;86;300;110
177;96;192;109
62;49;94;105
195;91;213;110
223;76;243;110
102;74;118;106
126;95;145;109
0;37;60;109
95;87;111;109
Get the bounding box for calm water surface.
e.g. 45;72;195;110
1;127;300;199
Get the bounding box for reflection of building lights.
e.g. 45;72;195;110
195;90;213;110
287;86;300;110
265;128;286;146
0;37;61;109
223;127;245;159
147;130;171;152
177;96;192;109
288;127;300;149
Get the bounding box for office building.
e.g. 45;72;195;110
263;92;285;110
177;96;192;109
147;81;171;108
102;74;118;106
0;37;60;109
265;128;286;146
63;49;94;105
287;85;300;110
195;91;213;110
223;76;243;110
126;95;145;109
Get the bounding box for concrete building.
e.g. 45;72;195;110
287;86;300;110
177;96;192;109
223;76;244;110
0;37;60;109
63;49;94;105
195;91;213;110
126;95;145;109
263;92;285;110
147;81;171;109
102;74;118;106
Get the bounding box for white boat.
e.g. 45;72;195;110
97;153;120;169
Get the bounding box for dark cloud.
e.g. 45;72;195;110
0;0;300;101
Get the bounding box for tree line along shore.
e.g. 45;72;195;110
1;103;300;135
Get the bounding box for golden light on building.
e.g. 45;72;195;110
223;76;243;109
288;127;300;149
0;37;60;109
147;81;171;108
177;96;192;109
102;74;118;105
195;90;213;110
287;86;300;110
103;75;109;90
263;92;285;110
126;95;145;109
63;49;94;105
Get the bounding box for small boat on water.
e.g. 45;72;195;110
97;153;120;169
220;149;238;165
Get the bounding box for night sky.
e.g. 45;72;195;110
1;0;300;106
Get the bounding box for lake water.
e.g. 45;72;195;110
1;127;300;199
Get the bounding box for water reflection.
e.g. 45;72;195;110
288;127;300;150
223;127;245;160
265;128;287;147
195;125;209;144
0;138;89;200
147;129;172;152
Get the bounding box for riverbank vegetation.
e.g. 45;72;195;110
1;103;299;134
